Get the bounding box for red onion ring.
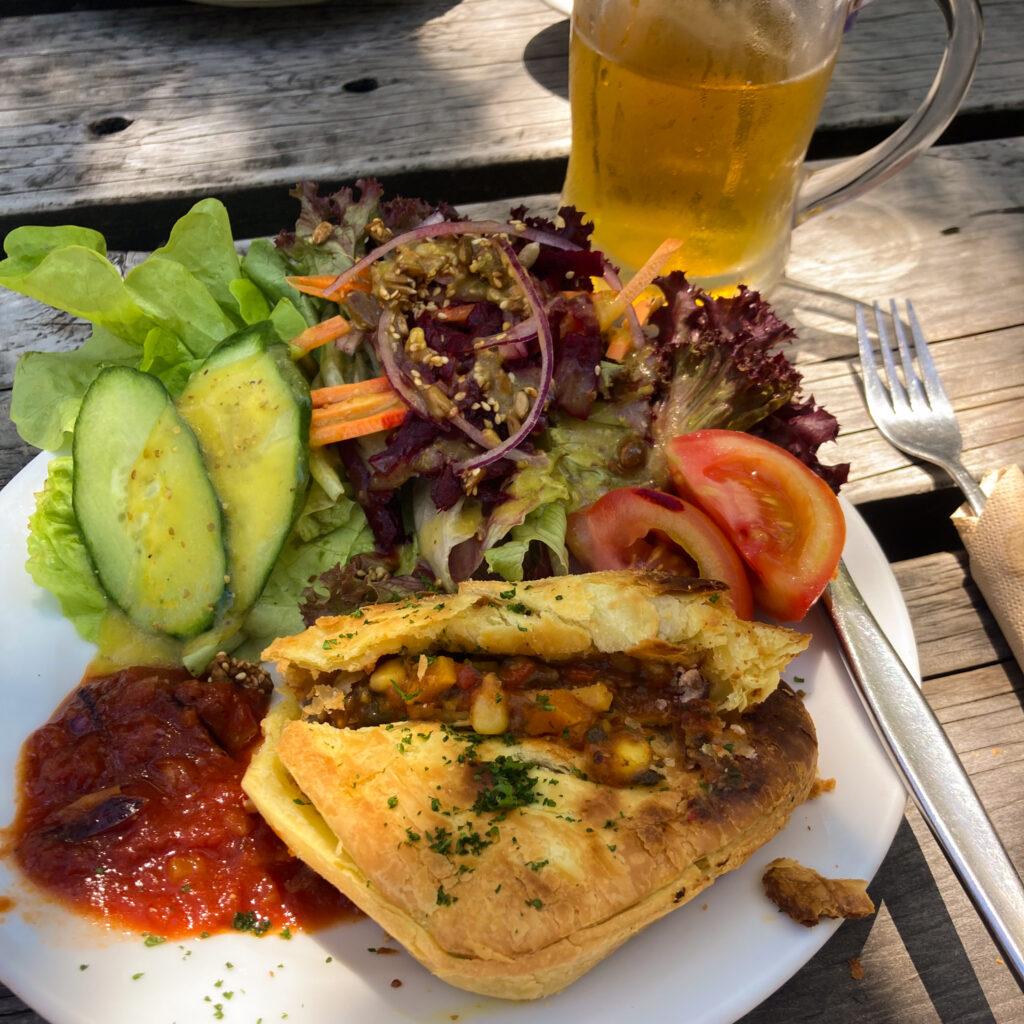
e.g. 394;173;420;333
454;239;554;474
375;307;531;460
374;308;431;419
472;316;538;351
322;217;644;356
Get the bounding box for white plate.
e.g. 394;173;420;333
0;451;914;1024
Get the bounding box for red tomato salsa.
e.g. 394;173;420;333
11;666;354;939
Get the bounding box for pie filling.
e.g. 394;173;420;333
299;653;755;788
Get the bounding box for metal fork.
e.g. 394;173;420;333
856;299;986;514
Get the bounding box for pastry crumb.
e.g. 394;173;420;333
849;957;864;981
808;777;836;798
763;858;875;927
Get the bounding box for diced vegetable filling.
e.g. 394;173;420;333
300;652;751;788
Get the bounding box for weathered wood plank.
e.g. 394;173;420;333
0;0;1020;218
894;550;1011;680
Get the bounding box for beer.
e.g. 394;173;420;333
563;0;838;290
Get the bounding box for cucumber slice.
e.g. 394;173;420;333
177;323;311;617
72;366;228;638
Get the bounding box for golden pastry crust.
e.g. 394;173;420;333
264;570;808;712
243;686;817;1000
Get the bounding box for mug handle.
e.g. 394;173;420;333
795;0;983;223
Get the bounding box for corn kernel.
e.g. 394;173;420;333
369;656;407;694
608;733;652;781
470;672;509;735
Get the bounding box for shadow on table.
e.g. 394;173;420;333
740;818;998;1024
524;19;569;100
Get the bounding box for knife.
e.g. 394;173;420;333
825;561;1024;989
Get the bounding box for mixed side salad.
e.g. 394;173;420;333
1;181;848;671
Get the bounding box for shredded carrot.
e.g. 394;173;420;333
632;289;664;326
604;326;633;364
599;239;681;361
602;238;682;328
310;404;408;447
311;376;394;408
286;274;371;300
312;392;403;426
290;315;353;353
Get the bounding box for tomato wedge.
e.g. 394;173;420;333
566;486;754;619
666;430;845;621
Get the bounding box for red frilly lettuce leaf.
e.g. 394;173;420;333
299;553;439;625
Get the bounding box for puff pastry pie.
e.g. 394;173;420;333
244;571;818;999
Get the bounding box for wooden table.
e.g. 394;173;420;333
2;0;1024;1020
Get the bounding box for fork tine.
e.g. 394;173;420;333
889;299;927;408
905;300;952;410
874;302;910;409
855;304;892;415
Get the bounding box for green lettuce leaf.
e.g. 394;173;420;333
26;457;109;641
0;229;153;344
480;454;571;552
241;238;319;327
414;484;483;592
150;198;242;317
269;298;310;344
229;277;271;325
124;256;236;358
10;328;139;450
241;491;374;653
484;503;569;582
544;404;663;510
139;327;202;397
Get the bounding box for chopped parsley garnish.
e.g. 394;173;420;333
471;757;539;814
499;588;516;599
387;795;399;809
293;797;311;806
142;933;166;947
391;680;422;702
430;797;441;812
555;594;564;601
793;675;805;683
708;593;721;604
232;910;272;936
280;926;292;940
525;898;543;910
507;602;531;615
534;693;554;711
427;826;453;855
527;859;548;872
436;885;457;906
454;830;492;856
405;827;421;843
131;972;144;981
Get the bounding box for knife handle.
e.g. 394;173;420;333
825;562;1024;989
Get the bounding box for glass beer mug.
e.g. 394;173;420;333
563;0;983;292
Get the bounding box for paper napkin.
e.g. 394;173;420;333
952;465;1024;671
